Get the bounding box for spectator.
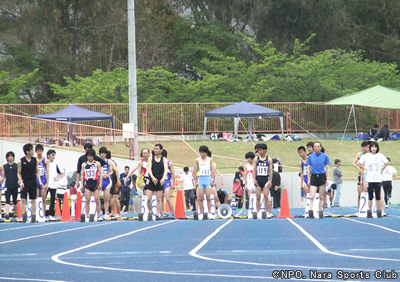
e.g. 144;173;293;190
382;157;397;208
332;159;343;207
180;166;195;211
129;174;138;213
373;124;389;141
325;180;335;208
120;166;132;213
46;149;64;219
69;181;77;217
56;172;68;210
270;164;281;209
232;166;244;209
217;188;229;204
368;124;379;138
0;151;19;219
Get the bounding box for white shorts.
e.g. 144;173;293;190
247;182;256;192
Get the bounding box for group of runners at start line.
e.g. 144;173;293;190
297;140;394;218
3;139;394;222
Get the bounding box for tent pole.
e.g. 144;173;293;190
340;105;353;145
280;116;284;139
353;105;359;144
234;117;240;139
203;117;208;137
248;118;253;139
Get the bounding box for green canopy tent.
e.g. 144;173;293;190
325;85;400;109
325;85;400;141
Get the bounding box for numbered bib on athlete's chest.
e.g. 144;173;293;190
247;169;254;181
198;159;211;176
38;160;45;176
84;163;98;180
256;158;269;176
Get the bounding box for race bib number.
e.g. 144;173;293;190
38;167;45;176
199;168;211;176
85;168;97;179
257;166;268;176
247;171;254;181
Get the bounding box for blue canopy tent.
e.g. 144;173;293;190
32;105;114;145
203;101;284;138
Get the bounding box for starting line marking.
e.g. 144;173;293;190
0;277;66;282
0;221;118;245
0;222;61;232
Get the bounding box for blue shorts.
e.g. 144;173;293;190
198;176;211;189
164;179;171;189
36;178;47;190
130;198;134;205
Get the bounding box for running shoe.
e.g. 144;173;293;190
198;213;203;220
156;215;164;220
266;213;272;219
4;214;9;220
85;216;90;222
163;214;170;219
97;216;104;221
170;214;176;220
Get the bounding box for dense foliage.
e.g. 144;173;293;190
1;0;400;104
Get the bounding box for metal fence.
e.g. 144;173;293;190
1;103;399;135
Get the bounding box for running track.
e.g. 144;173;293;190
1;206;400;281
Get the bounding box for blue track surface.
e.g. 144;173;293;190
1;206;400;281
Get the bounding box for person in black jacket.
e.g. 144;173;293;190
373;124;389;141
270;162;281;209
368;124;379;138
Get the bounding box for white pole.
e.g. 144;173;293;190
128;0;138;159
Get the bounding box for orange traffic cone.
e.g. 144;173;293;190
17;199;22;218
55;198;61;217
277;188;293;218
61;192;71;221
175;190;186;219
75;191;82;221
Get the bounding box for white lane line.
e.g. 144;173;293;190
188;215;394;272
343;217;400;233
86;251;171;255
0;254;37;257
0;222;118;245
287;218;400;262
0;222;61;232
0;277;65;282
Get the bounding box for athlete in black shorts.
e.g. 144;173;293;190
81;149;103;221
18;144;43;223
254;143;273;218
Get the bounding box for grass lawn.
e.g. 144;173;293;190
83;138;399;180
